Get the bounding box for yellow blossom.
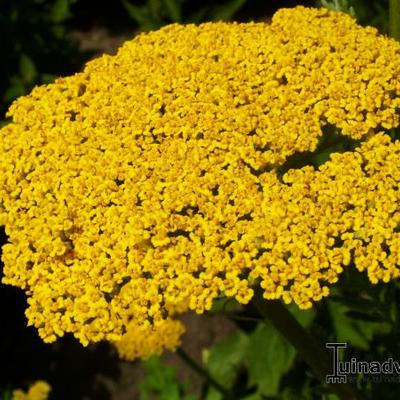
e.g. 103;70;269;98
12;381;51;400
114;318;185;361
1;7;400;351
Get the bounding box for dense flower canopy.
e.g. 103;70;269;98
2;6;400;352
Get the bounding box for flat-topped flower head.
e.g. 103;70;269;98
2;6;400;350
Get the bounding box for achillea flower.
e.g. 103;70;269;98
12;381;51;400
114;318;185;361
2;6;400;352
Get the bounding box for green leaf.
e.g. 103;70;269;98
186;6;209;23
328;300;369;349
327;300;390;350
122;0;162;31
163;0;182;22
19;54;37;83
319;0;356;17
9;8;19;22
312;151;332;167
0;119;11;129
207;331;249;389
209;0;247;21
41;73;59;84
210;296;241;313
240;393;264;400
329;294;376;313
281;380;315;400
139;356;181;400
51;24;66;39
3;81;26;103
50;0;71;23
148;0;163;18
246;322;297;396
205;387;223;400
344;310;384;322
322;394;341;400
287;303;316;328
1;388;13;400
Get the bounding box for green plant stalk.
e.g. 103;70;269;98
252;289;365;400
390;0;400;41
176;347;232;398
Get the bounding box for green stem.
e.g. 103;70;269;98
176;347;232;399
252;290;365;400
390;0;400;41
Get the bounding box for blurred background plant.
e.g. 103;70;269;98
317;0;389;31
0;0;84;125
121;0;249;31
1;388;13;400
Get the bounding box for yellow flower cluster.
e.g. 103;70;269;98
1;6;400;350
12;381;51;400
252;132;400;307
114;318;185;361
